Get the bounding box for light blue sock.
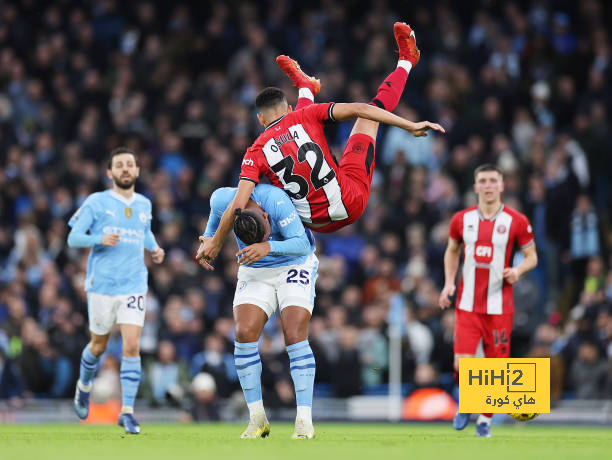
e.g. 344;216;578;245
286;340;316;407
79;345;100;386
120;356;141;410
234;341;262;404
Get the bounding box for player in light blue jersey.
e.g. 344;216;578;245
198;184;318;439
67;147;165;434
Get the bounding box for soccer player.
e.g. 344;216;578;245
196;22;444;269
67;147;165;434
439;164;538;437
201;184;318;439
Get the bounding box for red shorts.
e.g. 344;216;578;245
305;133;375;234
454;308;513;358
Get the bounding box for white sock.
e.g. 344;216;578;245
247;400;265;418
121;406;134;414
296;406;312;424
77;380;92;392
477;414;492;425
298;87;314;101
397;60;413;73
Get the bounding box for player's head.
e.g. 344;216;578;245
107;147;140;190
233;200;271;244
474;163;504;204
255;87;291;126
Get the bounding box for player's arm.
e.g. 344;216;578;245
503;242;538;284
331;103;445;137
439;237;462;309
67;201;118;248
236;194;311;265
196;179;255;270
144;207;164;264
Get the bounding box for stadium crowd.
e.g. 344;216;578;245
1;0;612;413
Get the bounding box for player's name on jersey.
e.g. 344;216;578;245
459;358;550;413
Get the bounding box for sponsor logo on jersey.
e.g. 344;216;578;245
242;158;254;166
106;210;116;217
474;243;494;264
279;211;297;227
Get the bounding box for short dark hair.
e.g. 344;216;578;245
474;163;503;180
108;147;138;169
233;208;266;244
255;87;287;111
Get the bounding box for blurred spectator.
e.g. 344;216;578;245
144;340;189;407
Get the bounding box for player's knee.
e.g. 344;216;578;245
122;339;140;357
89;341;107;356
283;327;307;346
235;321;260;343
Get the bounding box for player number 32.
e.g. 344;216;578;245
286;269;310;285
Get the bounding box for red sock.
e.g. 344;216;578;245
369;67;408;112
481;413;493;418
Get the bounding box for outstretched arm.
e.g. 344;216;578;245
439;237;462;309
195;179;255;270
331;103;445;137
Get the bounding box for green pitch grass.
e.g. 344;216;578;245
1;423;611;460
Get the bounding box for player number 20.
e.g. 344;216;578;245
286;269;310;285
127;295;144;311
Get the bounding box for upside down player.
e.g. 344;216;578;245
202;184;318;439
197;22;444;268
439;164;538;437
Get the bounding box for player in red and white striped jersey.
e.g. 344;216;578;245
196;22;444;269
439;164;538;437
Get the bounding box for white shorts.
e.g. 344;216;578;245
233;254;318;318
87;292;146;335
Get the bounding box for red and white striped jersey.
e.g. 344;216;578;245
239;102;348;225
449;204;534;315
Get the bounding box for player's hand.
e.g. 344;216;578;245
151;247;165;264
196;236;215;271
236;242;271;265
101;233;120;247
439;284;456;309
409;121;445;137
503;267;521;284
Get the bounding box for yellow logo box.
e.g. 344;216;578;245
459;358;550;413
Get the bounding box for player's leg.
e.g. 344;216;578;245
476;313;513;438
281;306;315;439
327;23;421;231
74;292;114;420
277;255;317;439
234;303;270;439
114;293;147;434
118;323;143;434
276;55;321;110
452;308;482;431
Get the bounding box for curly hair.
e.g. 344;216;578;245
233;208;266;244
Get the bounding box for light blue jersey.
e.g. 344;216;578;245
67;190;159;295
204;184;315;268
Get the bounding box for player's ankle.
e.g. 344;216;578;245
397;60;413;73
296;405;312;424
247;400;265;418
121;406;134;414
77;380;92;392
477;414;492;425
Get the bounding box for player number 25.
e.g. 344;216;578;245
287;269;310;285
127;295;145;311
